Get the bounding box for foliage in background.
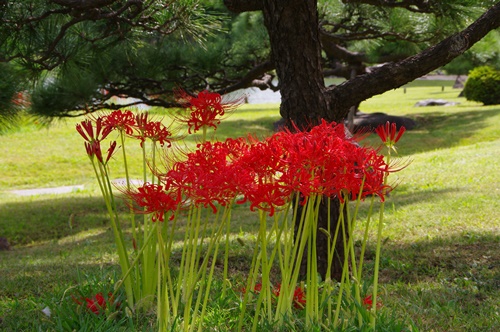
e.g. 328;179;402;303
463;66;500;105
0;63;26;129
1;1;498;118
443;30;500;75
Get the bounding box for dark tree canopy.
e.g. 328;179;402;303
0;0;499;122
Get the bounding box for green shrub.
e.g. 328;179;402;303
463;66;500;105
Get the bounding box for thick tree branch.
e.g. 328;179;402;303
320;37;367;63
320;33;410;65
326;2;500;120
217;60;275;94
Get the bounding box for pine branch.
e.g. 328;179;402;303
325;2;500;119
341;0;433;13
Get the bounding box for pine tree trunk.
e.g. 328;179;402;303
262;0;347;280
295;196;345;281
261;0;330;127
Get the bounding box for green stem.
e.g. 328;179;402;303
237;220;266;332
222;203;233;297
371;149;391;328
357;196;375;281
96;161;134;307
119;130;141;303
333;203;353;327
113;222;157;297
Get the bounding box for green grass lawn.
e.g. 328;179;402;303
1;83;499;331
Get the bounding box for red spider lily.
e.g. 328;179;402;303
84;141;95;159
126;183;181;221
100;141;117;164
230;136;293;215
166;135;291;215
140;120;174;147
272;283;281;297
73;292;118;315
362;294;383;310
86;292;107;315
175;89;242;133
241;282;263;297
344;146;392;201
271;284;306;309
243;282;306;310
167;141;246;212
84;140;117;165
375;121;406;149
102;110;136;135
224;136;253;157
76;118;113;143
133;112;174;147
77;118;116;165
292;286;306;309
135;112;149;131
235;135;286;180
237;181;292;216
274;120;396;202
278;120;395;203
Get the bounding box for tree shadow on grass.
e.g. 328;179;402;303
389;186;461;208
376;231;500;285
373;231;500;331
0;195;121;246
394;107;500;156
0;192;264;247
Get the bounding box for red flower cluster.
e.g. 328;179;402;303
243;283;306;309
272;284;307;309
273;120;392;202
76;118;116;164
175;89;242;133
78;106;404;222
102;110;136;135
166;140;245;213
126;183;181;221
292;286;306;309
134;112;174;147
76;118;113;143
362;294;383;310
124;120;400;221
77;110;175;164
73;292;118;315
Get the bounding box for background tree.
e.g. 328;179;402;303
2;1;499;119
